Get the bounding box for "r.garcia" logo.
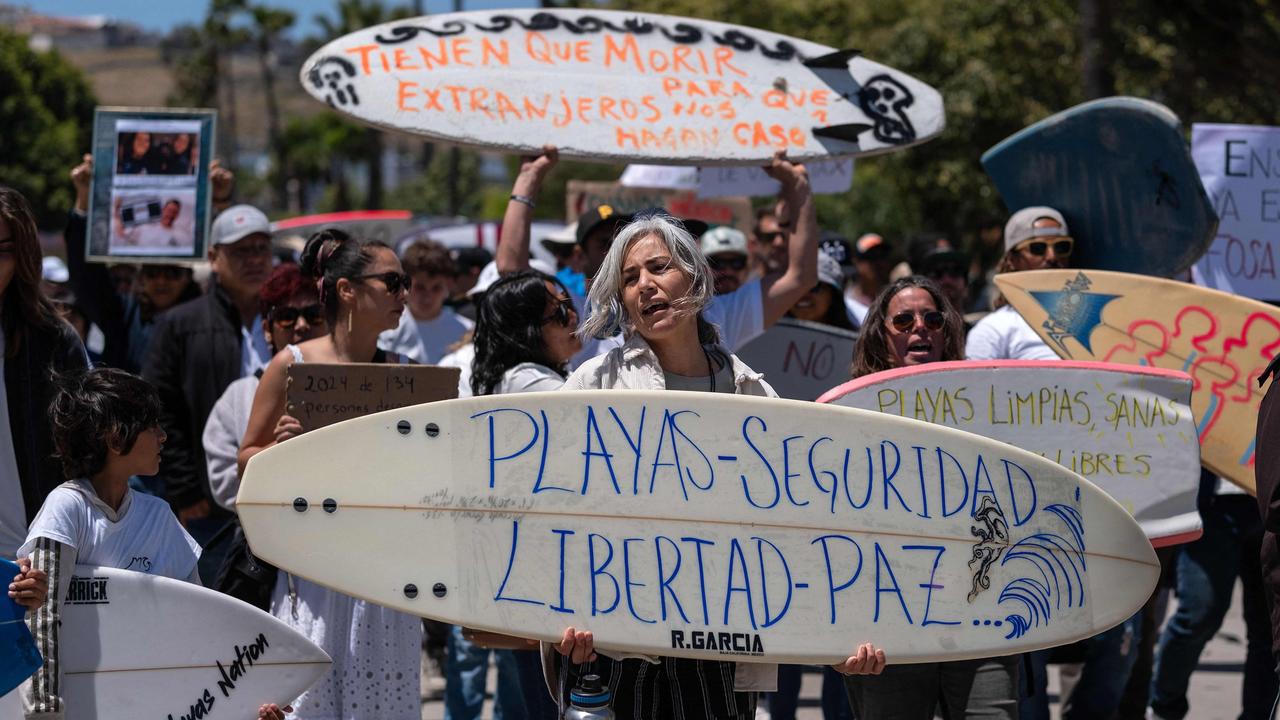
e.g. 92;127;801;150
670;630;764;656
65;576;109;605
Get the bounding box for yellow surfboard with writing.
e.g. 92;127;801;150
995;269;1280;493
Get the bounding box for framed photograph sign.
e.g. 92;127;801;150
86;107;217;264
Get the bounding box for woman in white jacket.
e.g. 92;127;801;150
552;206;887;719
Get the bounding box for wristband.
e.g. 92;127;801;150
510;194;536;209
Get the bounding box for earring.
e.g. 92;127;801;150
347;309;353;333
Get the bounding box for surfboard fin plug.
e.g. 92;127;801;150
813;123;874;144
803;49;861;69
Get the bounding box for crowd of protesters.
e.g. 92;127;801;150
3;138;1278;720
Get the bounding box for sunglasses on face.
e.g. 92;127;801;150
270;304;325;328
542;297;576;327
757;231;784;243
890;310;946;333
359;271;412;294
1015;238;1073;258
708;255;748;272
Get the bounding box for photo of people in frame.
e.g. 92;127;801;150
108;188;197;255
115;129;199;176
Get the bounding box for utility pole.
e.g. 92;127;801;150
446;0;462;217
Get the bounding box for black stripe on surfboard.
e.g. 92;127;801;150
238;500;1157;567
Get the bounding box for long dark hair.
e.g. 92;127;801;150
471;271;571;397
50;367;162;480
299;228;389;326
0;186;63;357
849;276;965;379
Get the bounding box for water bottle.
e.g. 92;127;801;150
564;673;614;720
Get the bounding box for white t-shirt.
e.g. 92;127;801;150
844;293;870;326
438;342;477;397
497;363;566;394
569;277;765;369
965;305;1058;361
0;323;26;559
19;482;201;580
379;307;473;364
203;374;260;511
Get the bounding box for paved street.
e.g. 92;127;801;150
421;580;1259;719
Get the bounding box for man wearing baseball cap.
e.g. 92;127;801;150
965;206;1072;361
845;232;894;325
142;203;275;579
700;226;751;295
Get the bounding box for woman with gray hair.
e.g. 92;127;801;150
554;206;887;718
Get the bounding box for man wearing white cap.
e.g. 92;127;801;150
701;226;752;296
964;206;1072;361
142;204;274;579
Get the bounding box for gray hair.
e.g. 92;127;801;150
578;214;718;342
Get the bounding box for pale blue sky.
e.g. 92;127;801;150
28;0;540;38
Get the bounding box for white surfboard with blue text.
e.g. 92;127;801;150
237;391;1158;664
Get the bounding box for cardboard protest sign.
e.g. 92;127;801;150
300;8;944;164
1190;124;1280;300
86;107;216;264
820;360;1202;546
621;159;854;197
286;363;459;431
736;318;858;401
566;180;753;233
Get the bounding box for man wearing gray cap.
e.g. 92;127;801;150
701;226;752;296
964;206;1072;361
142;204;274;579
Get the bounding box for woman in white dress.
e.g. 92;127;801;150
240;229;421;720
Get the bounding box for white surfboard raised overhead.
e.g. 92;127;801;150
59;566;331;720
238;391;1157;665
299;8;945;164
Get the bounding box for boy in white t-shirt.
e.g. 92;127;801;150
379;240;474;363
18;368;205;719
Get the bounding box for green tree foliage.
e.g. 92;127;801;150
0;29;96;228
606;0;1280;247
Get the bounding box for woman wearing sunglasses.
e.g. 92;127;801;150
553;211;886;719
844;277;1016;719
786;250;858;333
240;229;423;720
965;206;1073;362
447;270;584;720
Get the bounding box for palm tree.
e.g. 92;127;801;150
314;0;415;209
249;4;295;205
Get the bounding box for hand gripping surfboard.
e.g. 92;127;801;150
238;391;1157;665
